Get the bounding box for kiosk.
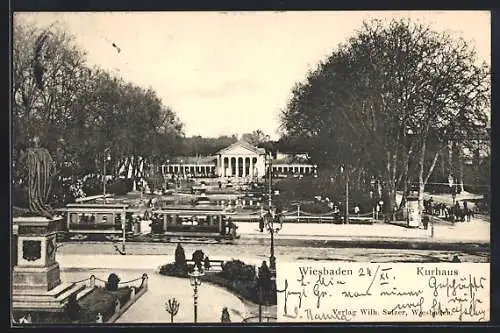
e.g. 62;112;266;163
406;194;421;228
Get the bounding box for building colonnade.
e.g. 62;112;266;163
162;164;216;177
217;155;261;178
272;164;317;176
161;161;318;179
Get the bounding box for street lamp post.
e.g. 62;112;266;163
448;175;456;206
340;165;349;224
264;153;283;273
103;148;111;204
121;208;126;254
188;266;204;323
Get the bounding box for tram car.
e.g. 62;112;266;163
57;203;136;241
150;206;239;241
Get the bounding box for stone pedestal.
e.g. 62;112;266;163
12;216;84;314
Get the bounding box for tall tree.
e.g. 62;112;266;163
281;18;490;216
241;129;271;146
13;21;185;204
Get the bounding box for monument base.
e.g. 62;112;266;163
13;262;61;292
12;215;88;317
12;281;86;312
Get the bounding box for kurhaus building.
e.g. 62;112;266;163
161;140;317;180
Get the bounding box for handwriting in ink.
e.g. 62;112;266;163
313;282;329;308
304;308;354;321
428;274;486;298
342;265;380;298
379;267;392;285
380;287;424;297
390;296;425;314
358;267;372;276
277;278;309;316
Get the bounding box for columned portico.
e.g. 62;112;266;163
216;140;266;179
161;140;317;180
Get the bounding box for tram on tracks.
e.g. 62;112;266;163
57;203;136;241
57;201;239;243
150;205;239;241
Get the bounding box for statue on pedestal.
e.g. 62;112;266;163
12;137;86;318
15;136;56;218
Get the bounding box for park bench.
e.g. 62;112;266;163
186;259;225;272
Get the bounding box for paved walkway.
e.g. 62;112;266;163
58;254;263;270
235;217;489;244
60;268;250;323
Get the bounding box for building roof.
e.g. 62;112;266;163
216;140;266;155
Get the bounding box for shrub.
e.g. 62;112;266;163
107;178;133;195
159;263;193;278
221;260;256;282
192;250;205;270
106;273;120;291
221;307;231;323
81;175;102;197
174;243;187;267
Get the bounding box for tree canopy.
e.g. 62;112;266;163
13;22;184;206
280;19;490;212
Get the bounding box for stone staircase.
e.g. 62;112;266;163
76;285;96;301
12;282;87;312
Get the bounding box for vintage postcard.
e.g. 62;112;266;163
11;10;490;325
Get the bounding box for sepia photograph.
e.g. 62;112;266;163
11;10;490;325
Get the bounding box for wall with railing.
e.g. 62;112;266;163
230;208;376;224
69;273;149;323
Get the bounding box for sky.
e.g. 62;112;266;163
14;11;491;139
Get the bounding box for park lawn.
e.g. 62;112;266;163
76;287;132;323
200;273;276;306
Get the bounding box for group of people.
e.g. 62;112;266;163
423;198;474;222
221;217;238;237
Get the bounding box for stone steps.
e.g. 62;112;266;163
47;282;75;297
55;284;86;302
76;286;96;301
12;283;85;309
12;300;68;310
13;282;72;297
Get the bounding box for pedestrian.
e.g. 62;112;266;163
226;217;232;235
96;312;103;323
354;205;360;217
229;220;238;238
455;201;462;222
463;201;470;222
259;216;264;232
221;218;226;236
